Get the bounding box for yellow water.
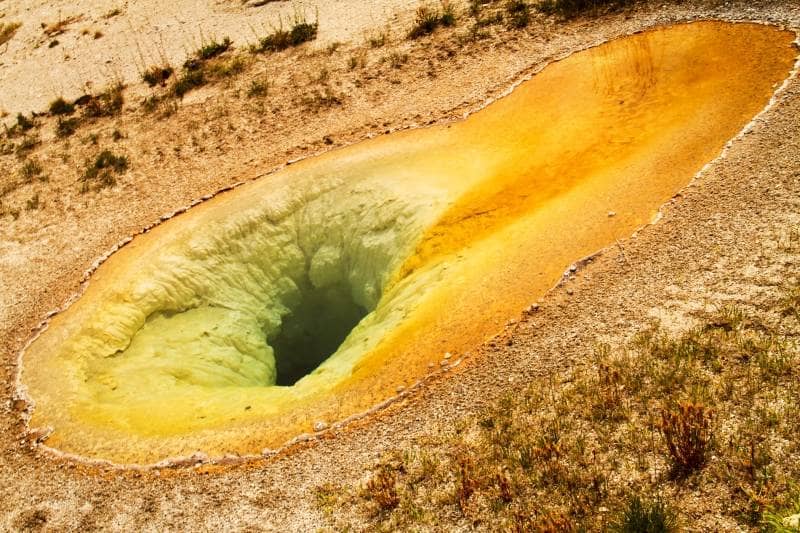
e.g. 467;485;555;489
20;22;797;464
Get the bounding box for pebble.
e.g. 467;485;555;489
395;385;405;393
566;288;574;295
569;264;577;273
443;352;452;359
440;360;449;366
608;211;616;217
313;421;328;432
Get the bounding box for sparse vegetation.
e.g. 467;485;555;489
56;117;80;138
505;0;531;28
320;296;800;529
537;0;634;19
142;65;174;87
196;37;232;60
172;69;206;98
80;150;128;192
408;2;456;39
254;14;318;53
19;159;43;182
608;495;678;533
0;21;22;47
83;83;124;118
49;97;75;116
247;78;269;98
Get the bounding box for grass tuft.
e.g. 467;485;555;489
408;3;458;39
80;150;128;192
196;37;232;60
49;97;75;116
537;0;634;19
0;22;22;47
142;65;174;87
83;83;124;118
609;495;678;533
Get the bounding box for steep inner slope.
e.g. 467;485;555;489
18;22;797;465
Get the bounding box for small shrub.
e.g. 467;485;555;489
20;159;43;182
16;113;35;132
49;97;75;116
142;65;174;87
0;21;22;47
409;2;456;39
440;1;457;26
81;150;128;192
208;57;247;78
25;193;40;211
56;117;80;138
83;83;124;118
172;69;206;98
506;0;531;28
256;17;318;53
368;32;387;48
388;51;409;69
537;0;633;18
609;495;678;533
247;79;269;98
196;37;232;60
409;6;441;38
660;401;714;476
364;469;399;510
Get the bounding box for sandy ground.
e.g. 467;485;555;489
1;0;800;530
0;0;418;118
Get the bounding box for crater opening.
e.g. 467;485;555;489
269;279;368;386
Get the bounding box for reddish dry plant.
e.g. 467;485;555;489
457;453;480;511
660;401;714;475
364;468;399;510
511;510;576;533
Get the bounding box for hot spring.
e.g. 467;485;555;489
18;22;797;465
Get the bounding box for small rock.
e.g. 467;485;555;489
396;385;405;393
599;506;609;513
569;264;577;273
313;421;328;432
440;360;449;367
608;211;616;217
79;503;94;514
566;288;574;295
443;352;452;359
427;362;435;369
528;303;540;313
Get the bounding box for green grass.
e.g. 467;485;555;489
609;495;678;533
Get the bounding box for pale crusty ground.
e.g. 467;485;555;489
0;0;419;119
1;0;800;531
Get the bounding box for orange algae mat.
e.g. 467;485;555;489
19;22;797;465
